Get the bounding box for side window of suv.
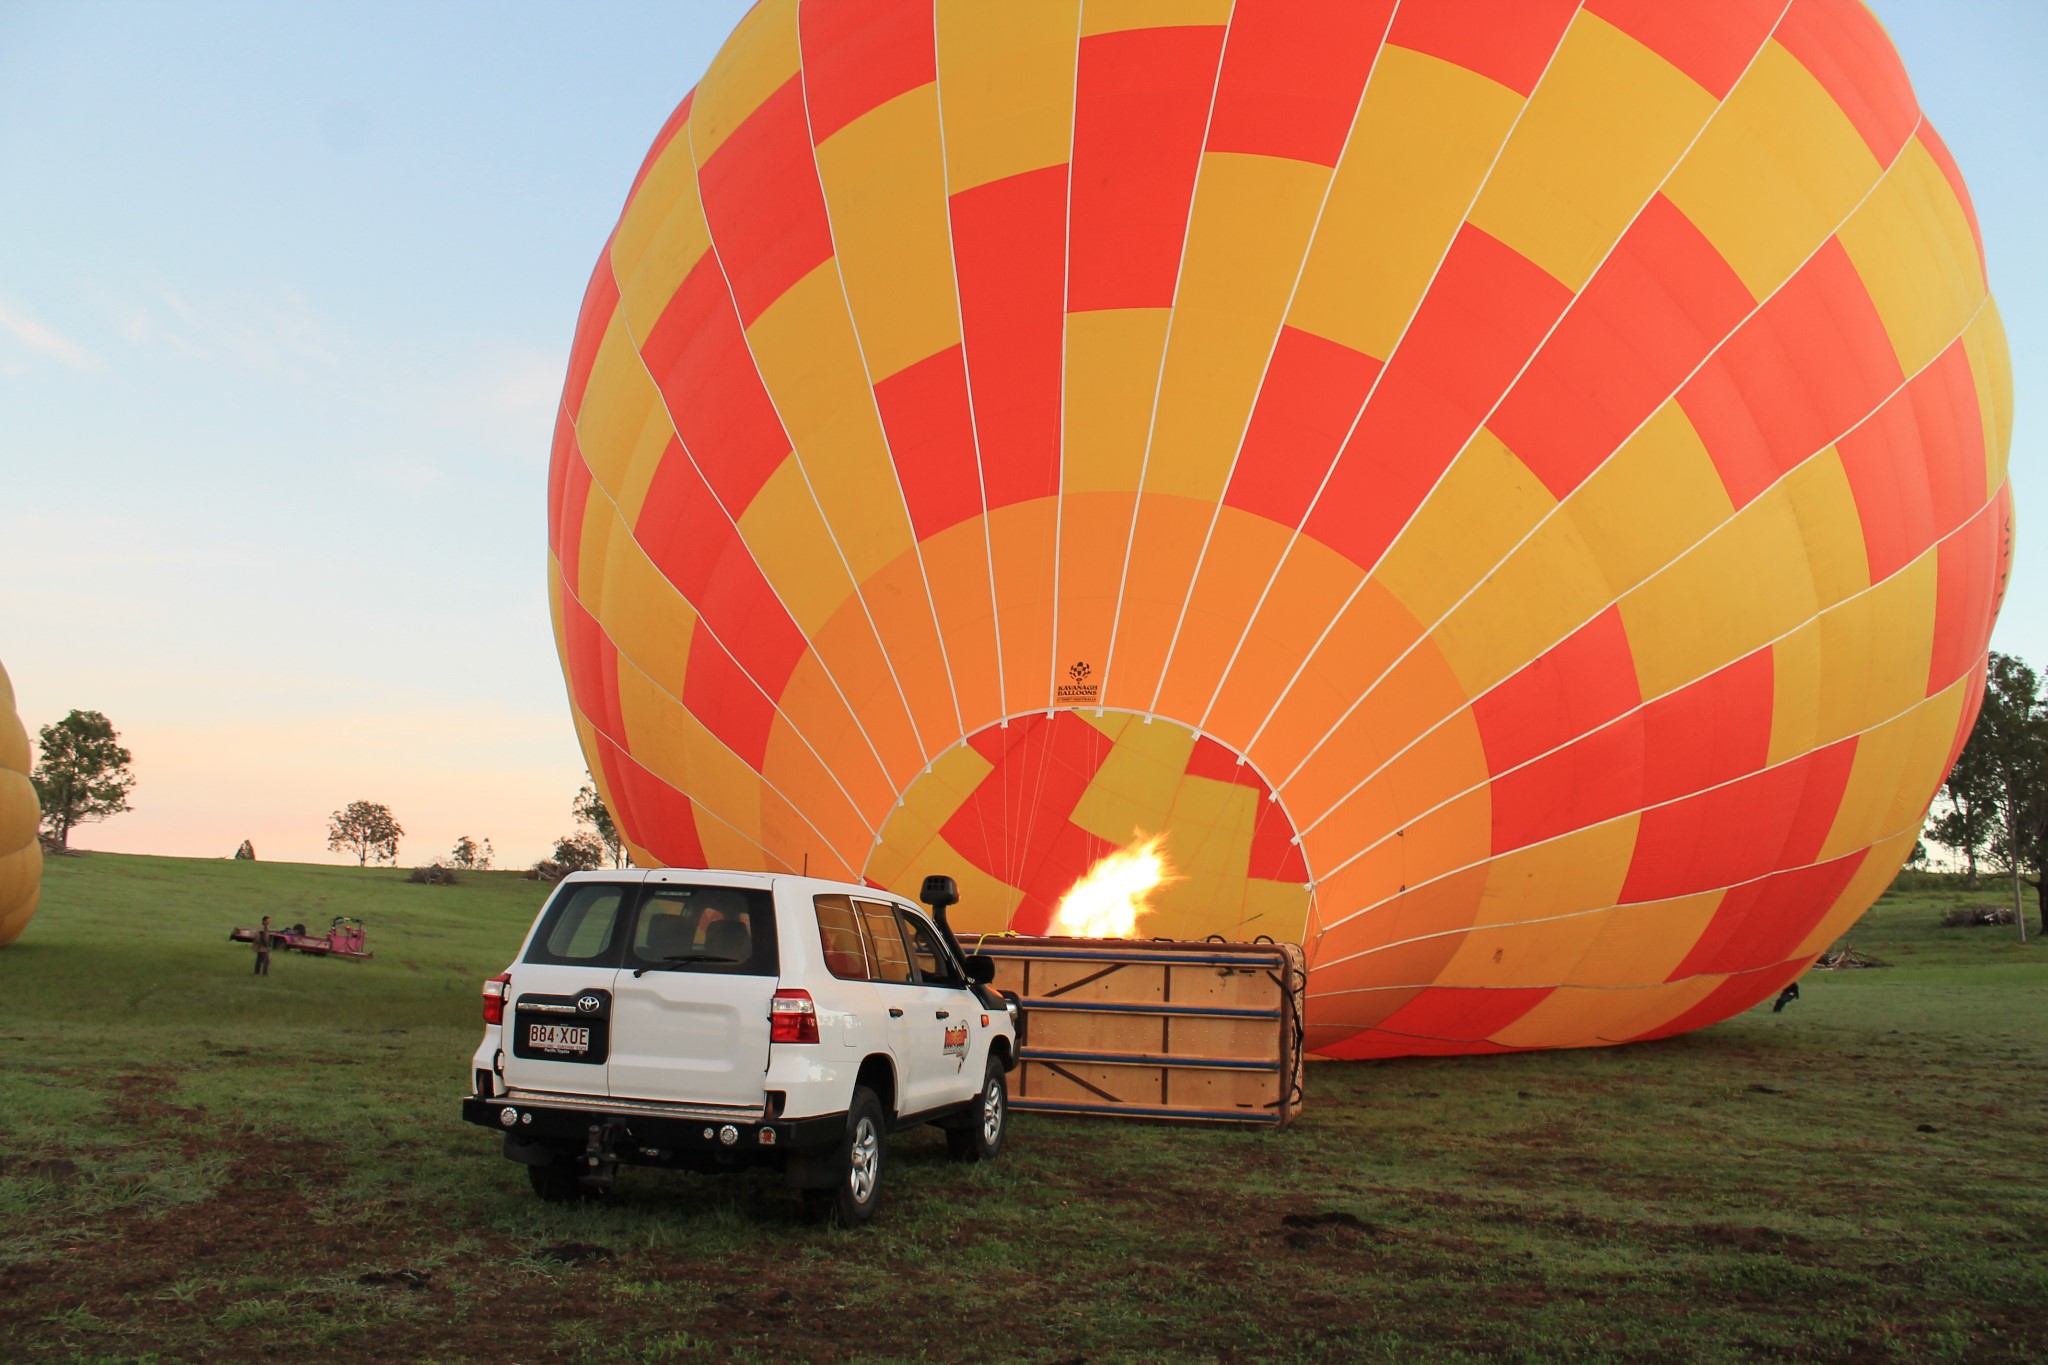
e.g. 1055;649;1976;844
855;900;914;984
814;894;872;980
899;911;959;986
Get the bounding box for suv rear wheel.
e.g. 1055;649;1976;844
527;1154;603;1204
946;1056;1007;1162
804;1086;886;1226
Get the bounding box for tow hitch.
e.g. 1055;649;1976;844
579;1119;627;1191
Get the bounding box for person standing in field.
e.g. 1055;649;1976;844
254;915;273;977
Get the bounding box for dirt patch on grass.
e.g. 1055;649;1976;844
1691;1223;1816;1256
1276;1208;1384;1252
106;1068;212;1143
2;1132;342;1299
3;1157;81;1183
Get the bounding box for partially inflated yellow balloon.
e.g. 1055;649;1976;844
0;661;43;947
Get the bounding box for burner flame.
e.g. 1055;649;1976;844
1048;833;1170;939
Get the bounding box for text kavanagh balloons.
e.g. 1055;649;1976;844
0;662;43;947
549;0;2011;1057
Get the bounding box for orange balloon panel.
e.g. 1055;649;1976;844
0;661;43;947
549;0;2013;1057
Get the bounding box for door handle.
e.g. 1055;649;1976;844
888;1008;904;1018
935;1010;950;1019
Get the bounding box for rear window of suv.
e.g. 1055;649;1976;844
624;885;777;976
523;882;776;974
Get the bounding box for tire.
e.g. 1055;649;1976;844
527;1155;600;1204
946;1057;1007;1163
804;1087;887;1226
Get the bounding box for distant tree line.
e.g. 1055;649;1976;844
24;712;632;882
321;777;621;881
323;804;503;878
1924;651;2046;936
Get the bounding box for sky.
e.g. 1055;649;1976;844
1;1;2042;869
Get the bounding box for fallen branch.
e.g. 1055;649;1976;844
1940;905;2014;928
1812;945;1888;970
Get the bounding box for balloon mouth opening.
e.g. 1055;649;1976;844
866;710;1309;945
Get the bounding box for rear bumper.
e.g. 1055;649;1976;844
461;1091;844;1158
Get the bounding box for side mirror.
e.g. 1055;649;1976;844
963;956;996;985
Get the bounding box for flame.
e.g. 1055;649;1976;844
1048;833;1170;938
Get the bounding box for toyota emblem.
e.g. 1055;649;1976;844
577;994;602;1015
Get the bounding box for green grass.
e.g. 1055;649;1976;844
1;854;2043;1363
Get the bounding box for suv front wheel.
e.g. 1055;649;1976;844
946;1056;1007;1163
805;1086;887;1226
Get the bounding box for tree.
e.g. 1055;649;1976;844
1979;655;2048;940
1928;742;1996;886
31;709;136;851
450;835;494;870
328;801;404;867
575;776;627;868
1936;653;2047;941
551;831;603;872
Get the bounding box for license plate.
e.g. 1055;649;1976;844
527;1023;591;1055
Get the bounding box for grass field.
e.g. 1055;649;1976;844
1;853;2043;1364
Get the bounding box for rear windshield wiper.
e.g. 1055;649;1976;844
632;953;740;977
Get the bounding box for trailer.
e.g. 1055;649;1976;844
229;916;372;960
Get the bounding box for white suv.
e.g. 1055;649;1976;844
461;870;1017;1224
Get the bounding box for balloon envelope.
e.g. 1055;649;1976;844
548;0;2011;1056
0;661;43;947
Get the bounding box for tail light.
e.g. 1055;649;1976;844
769;988;819;1044
482;973;511;1026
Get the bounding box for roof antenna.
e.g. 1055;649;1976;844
803;852;809;876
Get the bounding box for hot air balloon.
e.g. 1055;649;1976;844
0;662;43;947
547;0;2012;1057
